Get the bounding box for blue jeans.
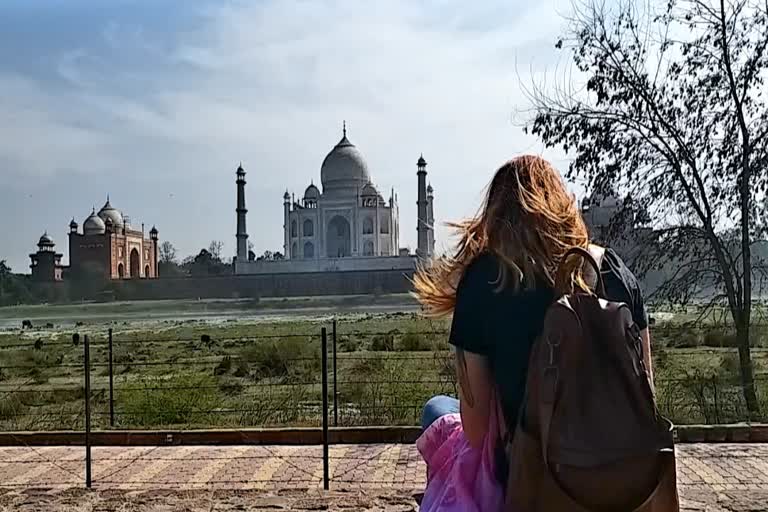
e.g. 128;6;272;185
420;395;459;431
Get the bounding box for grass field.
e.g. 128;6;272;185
1;300;768;431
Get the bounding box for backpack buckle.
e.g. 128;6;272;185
547;336;561;365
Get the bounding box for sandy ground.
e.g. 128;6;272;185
0;488;422;512
3;487;768;511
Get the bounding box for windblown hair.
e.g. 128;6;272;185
413;155;591;317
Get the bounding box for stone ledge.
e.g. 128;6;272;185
1;424;766;447
675;424;768;443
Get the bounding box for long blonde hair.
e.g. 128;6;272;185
413;155;590;317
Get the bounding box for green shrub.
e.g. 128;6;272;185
371;333;395;352
338;336;362;353
217;377;244;395
120;374;218;427
652;343;670;373
214;356;233;376
0;393;26;422
719;352;741;378
397;331;434;352
233;359;250;378
667;328;703;348
703;330;737;348
240;338;319;380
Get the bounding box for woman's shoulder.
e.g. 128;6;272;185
601;247;641;289
461;252;550;297
458;252;501;292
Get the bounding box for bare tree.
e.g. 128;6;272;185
159;241;177;264
208;240;224;262
524;0;768;416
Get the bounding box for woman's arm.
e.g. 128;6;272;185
455;348;493;449
640;328;654;391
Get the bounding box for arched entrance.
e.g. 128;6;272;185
326;216;351;258
117;263;125;279
144;265;150;278
129;249;140;278
304;242;314;259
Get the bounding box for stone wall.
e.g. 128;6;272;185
234;255;417;275
107;268;416;301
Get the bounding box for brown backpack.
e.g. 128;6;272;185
501;246;679;512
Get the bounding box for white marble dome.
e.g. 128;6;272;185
320;130;370;193
304;183;320;200
361;182;378;197
84;209;106;235
98;199;124;228
38;232;54;246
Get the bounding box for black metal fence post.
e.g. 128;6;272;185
321;327;330;490
108;328;114;428
332;319;338;427
84;334;92;488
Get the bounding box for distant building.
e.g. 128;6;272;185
234;123;435;274
580;191;623;241
30;198;160;282
29;232;65;282
580;190;653;266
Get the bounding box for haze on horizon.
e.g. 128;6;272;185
0;0;581;272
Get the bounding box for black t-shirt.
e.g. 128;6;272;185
448;248;648;426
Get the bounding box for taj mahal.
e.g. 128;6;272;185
233;123;435;275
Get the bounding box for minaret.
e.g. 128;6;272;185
150;226;159;278
427;183;435;256
236;163;248;262
416;154;429;258
283;190;291;259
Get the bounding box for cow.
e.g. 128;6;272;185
22;320;33;329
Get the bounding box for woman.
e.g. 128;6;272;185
413;155;652;509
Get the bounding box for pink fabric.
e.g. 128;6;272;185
416;404;505;512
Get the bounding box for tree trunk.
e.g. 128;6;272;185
736;320;760;420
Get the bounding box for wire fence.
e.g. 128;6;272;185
1;319;768;489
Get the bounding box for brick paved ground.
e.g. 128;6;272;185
0;444;767;510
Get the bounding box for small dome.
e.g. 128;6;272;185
38;232;54;246
84;209;106;235
150;225;158;235
320;125;371;193
361;182;378;197
69;218;78;229
427;183;434;194
98;198;124;228
283;190;291;201
236;162;245;175
417;154;427;167
304;183;320;200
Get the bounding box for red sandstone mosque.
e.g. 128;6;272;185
30;198;159;282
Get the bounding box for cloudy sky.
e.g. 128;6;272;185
0;0;579;272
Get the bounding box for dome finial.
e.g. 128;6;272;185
343;120;347;138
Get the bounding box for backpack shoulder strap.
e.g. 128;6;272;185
585;244;606;294
559;245;607;296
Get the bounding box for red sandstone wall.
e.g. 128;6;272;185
69;234;110;278
108;269;415;300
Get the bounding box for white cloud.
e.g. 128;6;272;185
0;0;578;270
